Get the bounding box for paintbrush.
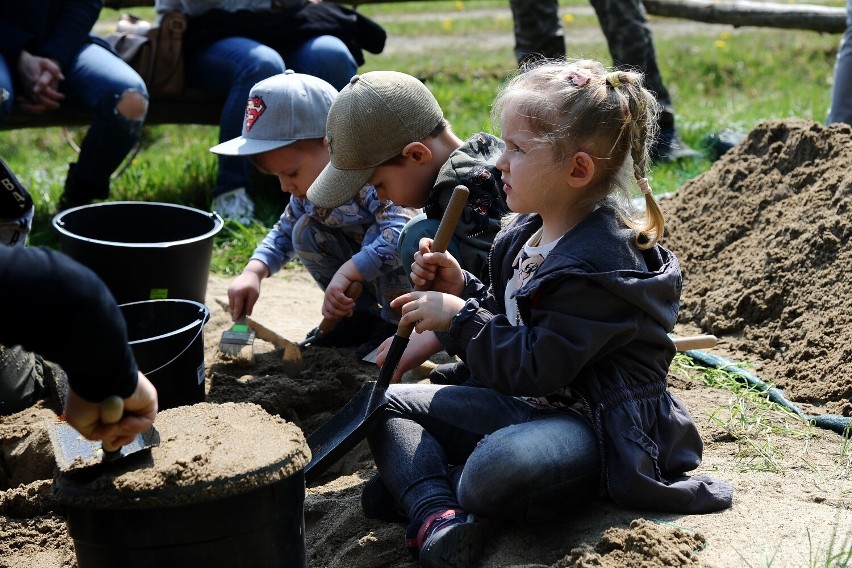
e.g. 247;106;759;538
219;313;256;363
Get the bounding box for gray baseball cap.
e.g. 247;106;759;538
210;70;338;156
307;71;444;209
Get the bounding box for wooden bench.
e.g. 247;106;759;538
2;0;845;131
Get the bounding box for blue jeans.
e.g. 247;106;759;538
186;35;357;197
293;215;411;323
829;0;852;124
0;43;147;195
368;382;600;525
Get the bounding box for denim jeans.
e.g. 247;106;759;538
368;382;600;525
293;215;411;323
828;0;852;124
0;43;147;193
186;35;357;197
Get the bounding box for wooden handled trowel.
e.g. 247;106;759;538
47;396;160;476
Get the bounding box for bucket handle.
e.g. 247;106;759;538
141;307;209;376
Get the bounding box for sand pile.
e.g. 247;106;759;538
663;118;852;417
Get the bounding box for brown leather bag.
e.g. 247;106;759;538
106;12;187;98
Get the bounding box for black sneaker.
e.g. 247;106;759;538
308;310;384;349
355;320;399;360
429;361;471;385
406;509;485;567
0;157;32;218
651;128;701;164
361;473;408;524
701;128;746;161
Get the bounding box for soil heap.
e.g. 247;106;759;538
663;118;852;417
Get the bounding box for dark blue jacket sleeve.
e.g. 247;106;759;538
0;246;138;402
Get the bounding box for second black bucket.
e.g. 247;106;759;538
53;201;223;305
120;299;209;410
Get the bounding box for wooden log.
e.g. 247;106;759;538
643;0;846;34
103;0;846;34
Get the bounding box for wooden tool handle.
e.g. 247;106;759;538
398;185;470;339
100;396;124;424
99;395;124;454
673;334;718;351
317;281;364;335
213;297;295;348
421;184;470;272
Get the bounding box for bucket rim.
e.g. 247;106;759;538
119;299;210;347
52;201;224;249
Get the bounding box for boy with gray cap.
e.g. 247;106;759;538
212;71;419;356
307;70;508;286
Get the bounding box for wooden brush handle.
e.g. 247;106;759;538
673;334;718;351
317;281;364;335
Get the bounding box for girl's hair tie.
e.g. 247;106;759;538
606;72;622;88
637;177;653;195
557;67;591;88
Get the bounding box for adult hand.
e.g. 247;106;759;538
391;291;465;334
64;372;158;451
16;51;64;114
374;330;441;383
410;237;465;295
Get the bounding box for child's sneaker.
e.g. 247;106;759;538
406;509;484;568
212;187;255;225
429;361;471;385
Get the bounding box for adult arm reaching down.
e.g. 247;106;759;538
0;245;157;449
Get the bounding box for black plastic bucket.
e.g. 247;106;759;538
53;201;223;305
62;470;306;567
119;299;209;410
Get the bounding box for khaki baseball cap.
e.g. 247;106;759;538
210;70;337;156
307;71;443;209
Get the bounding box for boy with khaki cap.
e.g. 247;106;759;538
307;70;508;285
212;71;419;357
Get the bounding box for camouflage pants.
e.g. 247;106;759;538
509;0;675;125
292;215;412;324
0;346;46;416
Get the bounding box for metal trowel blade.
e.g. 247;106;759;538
47;420;160;474
361;346;380;364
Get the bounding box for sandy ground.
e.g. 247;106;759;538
1;118;851;567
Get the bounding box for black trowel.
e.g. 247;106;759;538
47;396;160;476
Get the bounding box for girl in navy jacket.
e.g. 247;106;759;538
367;59;733;568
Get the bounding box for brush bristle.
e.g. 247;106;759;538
219;325;255;360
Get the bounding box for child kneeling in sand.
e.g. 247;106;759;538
213;71;420;357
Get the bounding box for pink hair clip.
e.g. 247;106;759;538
558;67;591;88
637;177;653;195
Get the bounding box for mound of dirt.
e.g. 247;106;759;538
663;118;852;417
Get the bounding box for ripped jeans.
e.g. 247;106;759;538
1;43;148;200
368;382;601;525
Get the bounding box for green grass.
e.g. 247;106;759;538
671;354;819;474
0;1;842;271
